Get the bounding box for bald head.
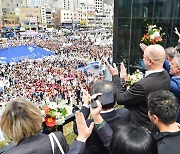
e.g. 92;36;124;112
144;45;165;70
145;45;165;63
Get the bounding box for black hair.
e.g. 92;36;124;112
148;90;179;124
110;123;158;154
90;80;117;109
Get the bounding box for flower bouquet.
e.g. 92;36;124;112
141;24;165;45
40;100;72;133
125;69;144;89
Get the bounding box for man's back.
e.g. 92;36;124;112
154;130;180;154
113;70;170;131
74;106;130;154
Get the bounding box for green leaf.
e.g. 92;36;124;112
60;108;67;117
48;109;56;117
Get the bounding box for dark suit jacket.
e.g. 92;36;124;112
4;132;69;154
74;106;130;154
112;70;170;131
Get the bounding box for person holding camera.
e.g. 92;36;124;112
73;80;130;154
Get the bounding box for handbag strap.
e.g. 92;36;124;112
48;132;65;154
49;133;55;154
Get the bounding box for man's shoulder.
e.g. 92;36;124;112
154;131;180;154
138;71;170;89
171;77;180;89
154;130;180;141
145;70;170;78
171;76;180;83
101;109;130;124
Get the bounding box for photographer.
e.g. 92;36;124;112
73;80;130;154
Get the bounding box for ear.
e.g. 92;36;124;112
177;67;180;73
151;115;159;124
149;58;153;66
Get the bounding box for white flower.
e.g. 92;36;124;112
57;103;66;109
65;106;73;115
48;102;58;110
130;74;136;81
54;111;61;117
153;31;160;37
150;35;155;40
138;74;144;80
41;110;45;116
56;117;65;125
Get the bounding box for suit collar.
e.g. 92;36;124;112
145;70;164;77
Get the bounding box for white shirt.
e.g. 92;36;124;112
145;70;164;77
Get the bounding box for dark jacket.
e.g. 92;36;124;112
154;130;180;154
74;106;130;154
69;123;112;154
4;132;69;154
112;71;170;131
170;76;180;102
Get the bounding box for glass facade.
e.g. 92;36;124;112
113;0;180;70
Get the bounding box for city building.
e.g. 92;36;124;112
101;3;113;27
57;0;69;10
113;0;180;70
95;0;104;15
1;0;23;14
41;6;53;30
15;8;41;30
0;0;23;28
59;9;73;28
69;0;80;11
0;0;2;30
23;0;46;8
104;0;113;5
79;2;95;27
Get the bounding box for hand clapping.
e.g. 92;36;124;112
105;61;118;76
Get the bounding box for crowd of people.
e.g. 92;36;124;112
0;29;113;108
0;27;180;154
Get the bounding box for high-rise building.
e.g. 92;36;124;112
57;0;69;9
79;2;95;27
95;0;104;15
1;0;23;14
41;6;53;29
104;0;113;5
69;0;80;11
23;0;45;8
0;0;2;29
1;0;23;27
15;7;41;30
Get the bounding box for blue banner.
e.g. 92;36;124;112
0;45;55;64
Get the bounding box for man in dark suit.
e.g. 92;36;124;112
107;44;170;131
74;80;130;154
